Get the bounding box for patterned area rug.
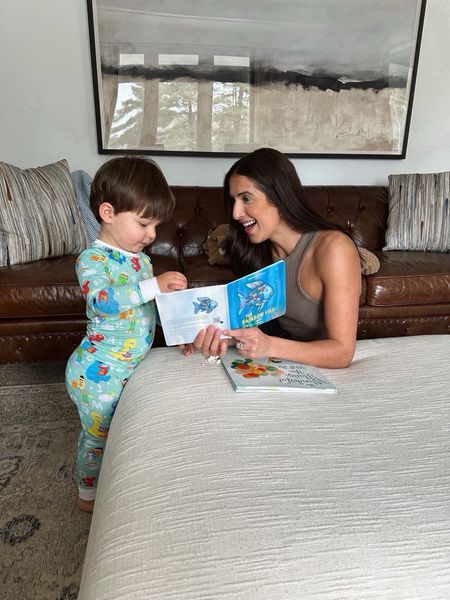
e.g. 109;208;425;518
0;361;91;600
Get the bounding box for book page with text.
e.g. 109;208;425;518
156;284;229;345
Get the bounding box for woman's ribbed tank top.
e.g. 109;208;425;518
277;231;326;341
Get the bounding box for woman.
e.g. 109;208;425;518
185;148;361;368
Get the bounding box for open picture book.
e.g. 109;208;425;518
155;261;286;346
221;348;337;393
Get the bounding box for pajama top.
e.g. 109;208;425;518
75;239;157;373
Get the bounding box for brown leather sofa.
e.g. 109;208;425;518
1;185;449;364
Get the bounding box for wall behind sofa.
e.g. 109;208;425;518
1;0;449;186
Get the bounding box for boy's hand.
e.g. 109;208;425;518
156;271;187;293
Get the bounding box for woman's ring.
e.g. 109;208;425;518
236;342;244;350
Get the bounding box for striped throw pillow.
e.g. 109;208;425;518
0;159;90;266
383;171;450;252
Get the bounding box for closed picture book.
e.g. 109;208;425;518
221;348;337;393
156;261;286;345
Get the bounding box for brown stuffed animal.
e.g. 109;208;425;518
203;224;230;266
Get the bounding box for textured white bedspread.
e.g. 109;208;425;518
79;335;450;600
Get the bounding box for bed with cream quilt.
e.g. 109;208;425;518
78;335;450;600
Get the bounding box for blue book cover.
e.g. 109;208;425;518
227;261;286;329
156;260;286;346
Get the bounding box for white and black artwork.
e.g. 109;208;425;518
87;0;427;157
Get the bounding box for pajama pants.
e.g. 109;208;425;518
65;350;133;501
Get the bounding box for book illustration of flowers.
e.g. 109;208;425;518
230;358;284;379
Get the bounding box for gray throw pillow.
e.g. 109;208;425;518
0;159;90;266
383;171;450;252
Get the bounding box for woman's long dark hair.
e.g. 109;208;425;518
223;147;343;276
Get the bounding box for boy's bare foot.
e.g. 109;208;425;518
77;496;95;513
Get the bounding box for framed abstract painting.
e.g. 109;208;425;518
87;0;427;158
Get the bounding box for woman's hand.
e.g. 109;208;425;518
223;326;272;359
156;271;187;292
181;324;229;357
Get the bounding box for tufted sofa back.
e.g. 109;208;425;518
150;185;389;264
303;186;389;249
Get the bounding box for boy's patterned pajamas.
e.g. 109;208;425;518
65;241;157;501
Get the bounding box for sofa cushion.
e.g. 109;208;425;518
384;171;450;252
0;159;90;266
366;251;450;306
0;256;85;318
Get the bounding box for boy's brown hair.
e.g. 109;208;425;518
90;156;175;223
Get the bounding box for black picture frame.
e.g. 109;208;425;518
87;0;427;158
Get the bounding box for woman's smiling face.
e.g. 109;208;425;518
229;174;282;244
